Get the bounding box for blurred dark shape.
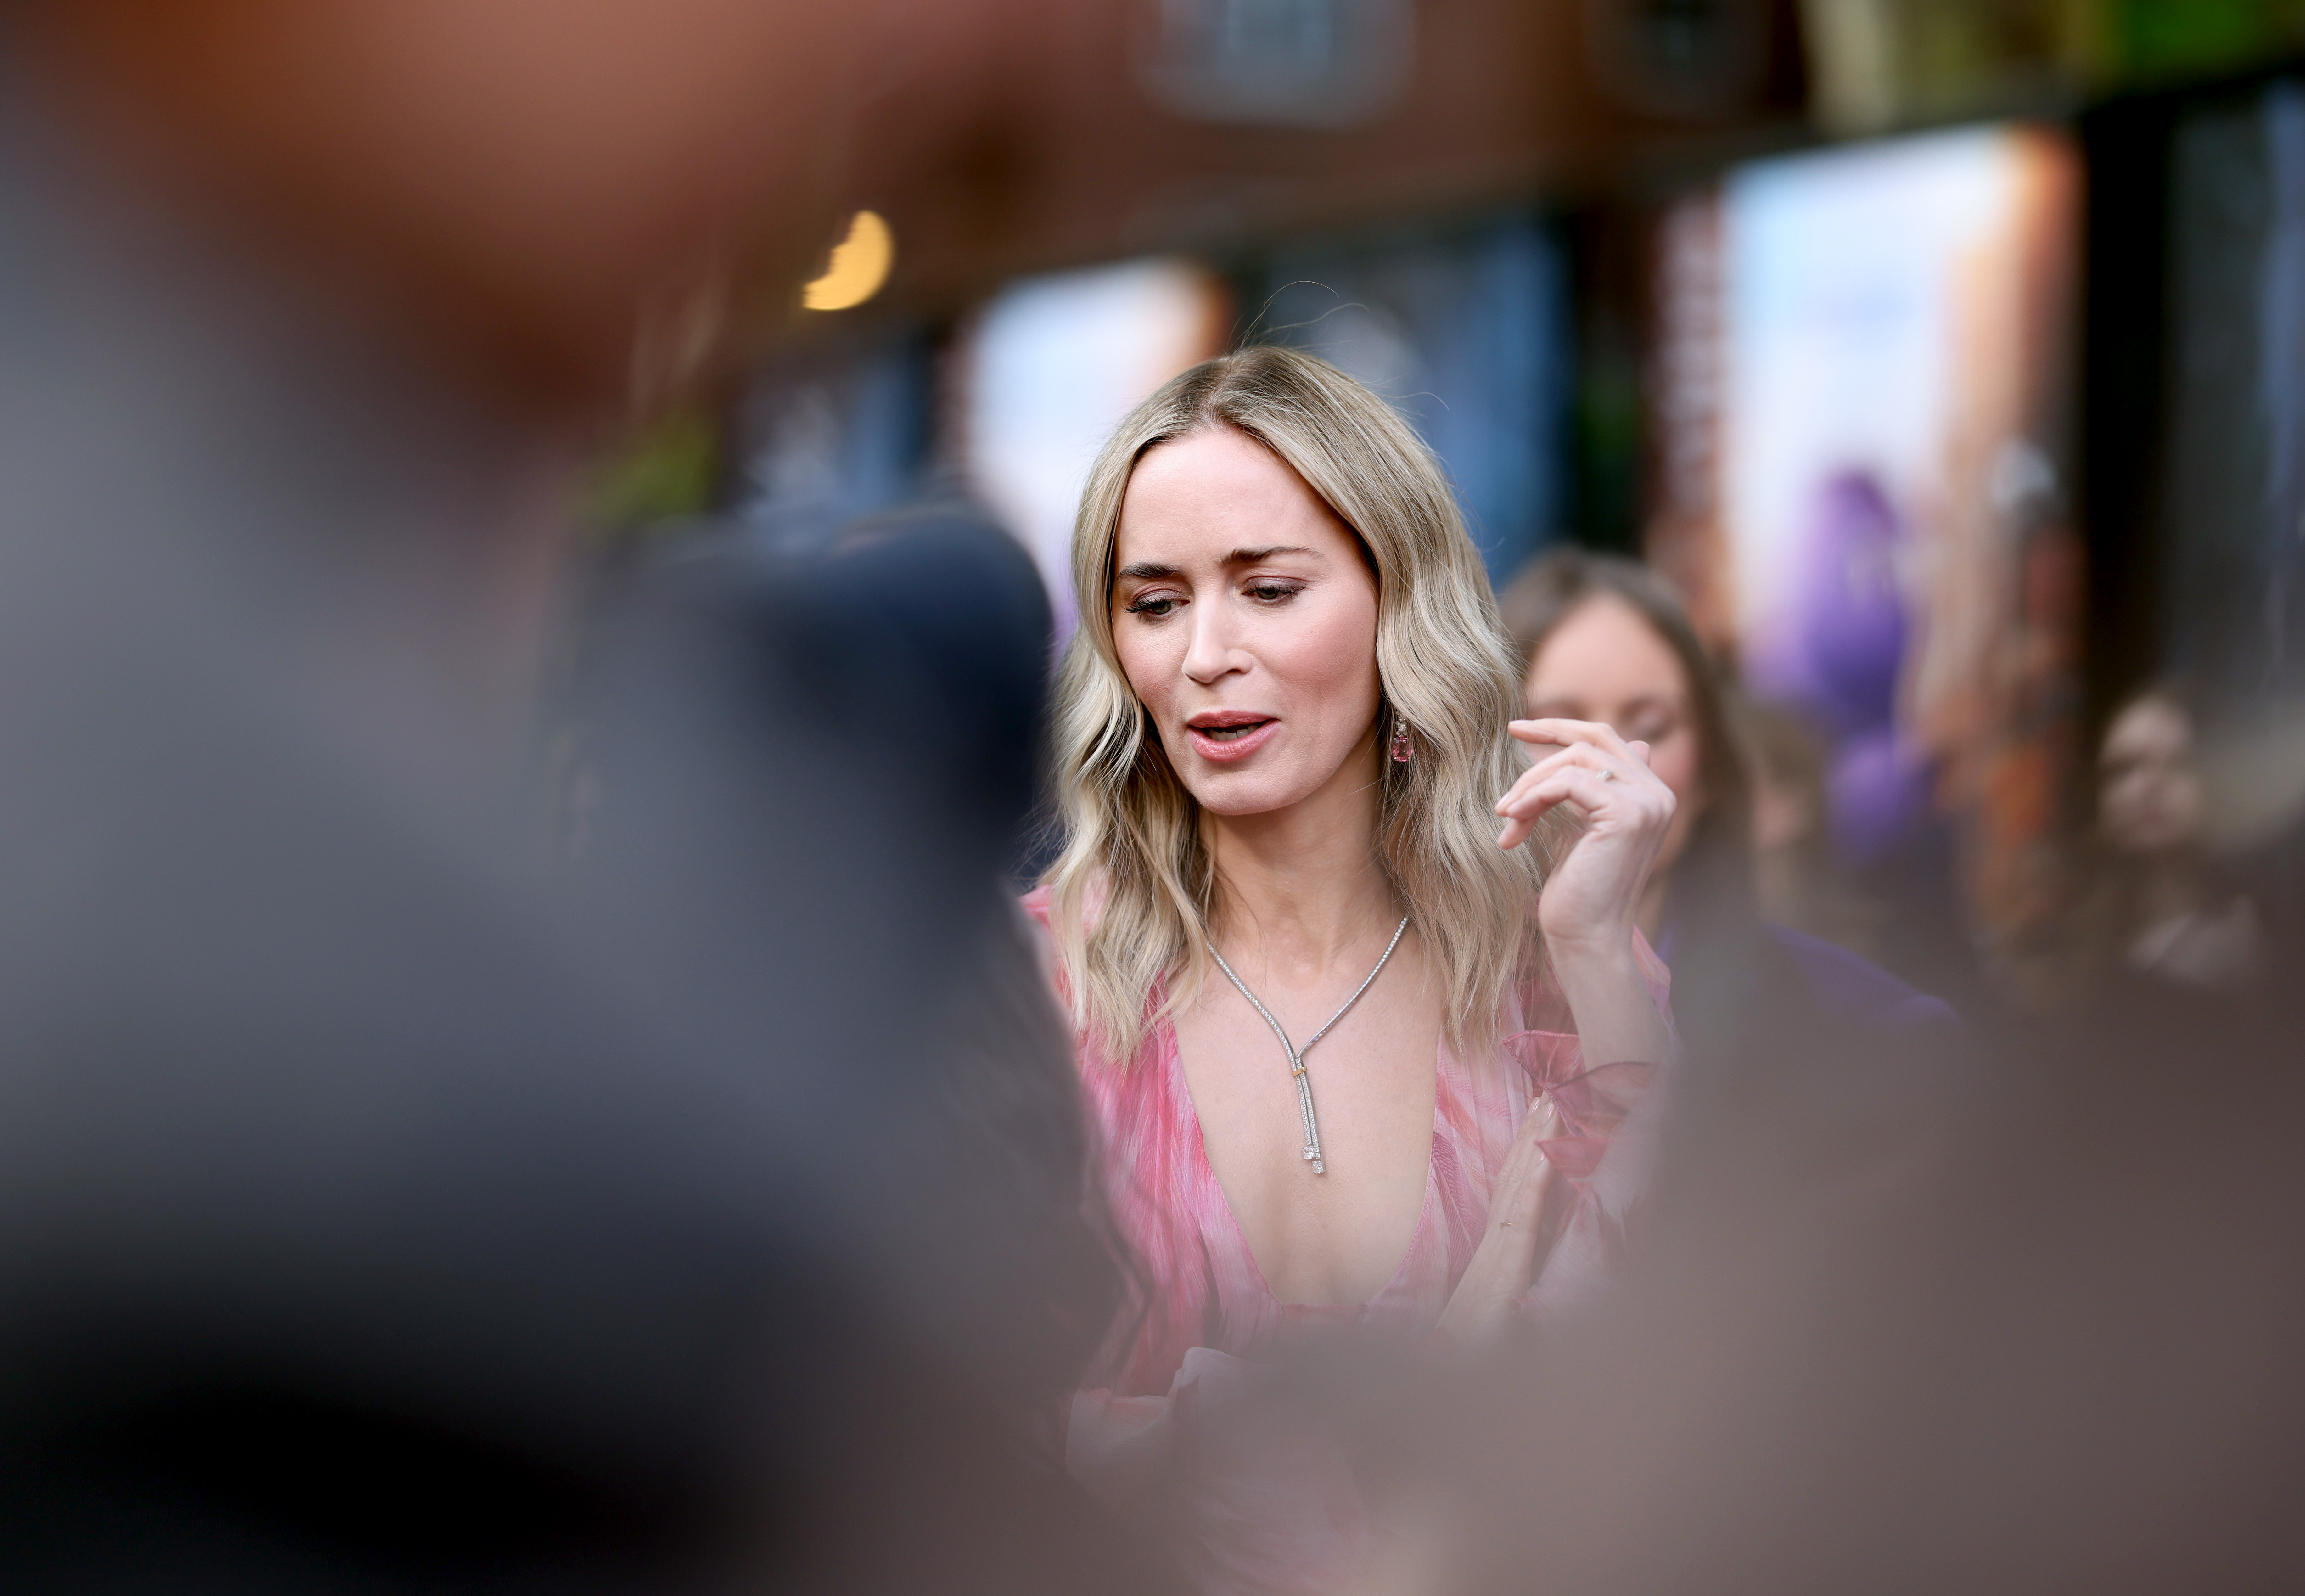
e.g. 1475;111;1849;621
732;332;944;559
572;499;1114;1383
1137;0;1414;130
1741;696;1882;959
2084;74;2305;956
2163;79;2305;721
592;506;1058;885
1582;0;1777;121
2191;695;2305;953
1339;886;2305;1596
0;5;1169;1591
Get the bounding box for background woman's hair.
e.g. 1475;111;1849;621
1496;548;1756;929
1040;345;1564;1064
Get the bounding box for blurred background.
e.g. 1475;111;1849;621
9;5;2305;1589
597;0;2305;1017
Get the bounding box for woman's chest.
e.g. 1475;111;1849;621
1170;976;1444;1307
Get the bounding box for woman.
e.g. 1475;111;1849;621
1024;348;1676;1591
2095;688;2262;990
2021;685;2265;1008
1499;549;1951;1030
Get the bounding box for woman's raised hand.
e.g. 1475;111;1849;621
1495;718;1676;960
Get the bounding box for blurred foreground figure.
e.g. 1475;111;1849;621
1346;919;2305;1596
0;5;1162;1591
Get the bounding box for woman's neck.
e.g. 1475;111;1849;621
1203;733;1397;975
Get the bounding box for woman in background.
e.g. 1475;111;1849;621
1498;549;1951;1031
1028;348;1677;1593
2096;688;2262;988
2022;685;2266;1008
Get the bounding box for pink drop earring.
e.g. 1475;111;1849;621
1389;712;1415;763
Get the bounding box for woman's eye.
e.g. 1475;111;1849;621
1124;594;1178;618
1246;582;1303;604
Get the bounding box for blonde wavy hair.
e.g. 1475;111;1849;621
1040;345;1566;1064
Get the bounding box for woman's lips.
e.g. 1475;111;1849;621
1185;718;1278;762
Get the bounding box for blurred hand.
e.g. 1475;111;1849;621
1496;718;1676;962
1437;1097;1562;1342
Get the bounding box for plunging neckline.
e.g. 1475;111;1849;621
1159;1012;1443;1312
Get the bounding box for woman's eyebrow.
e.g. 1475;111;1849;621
1114;560;1181;582
1224;544;1318;566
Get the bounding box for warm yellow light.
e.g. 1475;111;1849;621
802;211;894;311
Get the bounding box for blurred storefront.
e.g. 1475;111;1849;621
630;0;2305;988
1645;123;2082;990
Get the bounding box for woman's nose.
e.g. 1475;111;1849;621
1181;607;1241;684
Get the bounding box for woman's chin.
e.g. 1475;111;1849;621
1181;768;1321;819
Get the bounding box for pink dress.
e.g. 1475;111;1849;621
1019;888;1671;1594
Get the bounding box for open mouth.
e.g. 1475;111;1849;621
1184;714;1279;760
1192;719;1273;743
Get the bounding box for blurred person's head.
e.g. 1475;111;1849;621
1499;549;1750;935
1745;698;1828;862
14;0;951;405
1737;696;1881;952
1040;345;1553;1062
2100;688;2204;858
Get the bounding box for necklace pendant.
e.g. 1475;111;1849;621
1206;914;1410;1186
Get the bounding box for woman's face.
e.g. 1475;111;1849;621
1524;593;1704;870
2100;697;2201;856
1110;427;1382;819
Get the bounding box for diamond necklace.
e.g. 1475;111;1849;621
1205;916;1410;1176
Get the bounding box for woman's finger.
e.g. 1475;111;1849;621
1499;723;1671;799
1503;740;1676;813
1503;764;1674;828
1493;1095;1552;1193
1488;1129;1554;1245
1494;741;1643;817
1495;783;1567;850
1496;1099;1556;1201
1497;765;1657;849
1509;717;1645;765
